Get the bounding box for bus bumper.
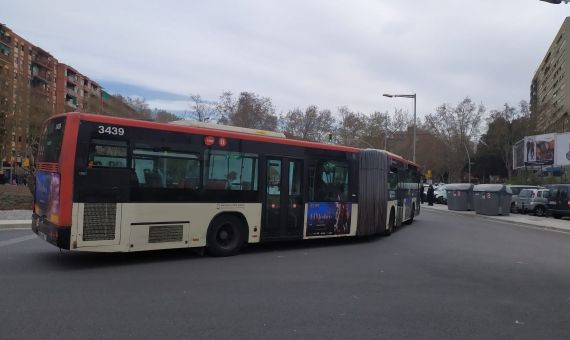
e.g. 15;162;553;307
32;214;71;250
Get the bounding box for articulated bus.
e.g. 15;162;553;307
32;112;420;256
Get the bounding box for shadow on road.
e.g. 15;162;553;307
31;226;413;270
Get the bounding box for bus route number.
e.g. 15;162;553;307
98;125;124;136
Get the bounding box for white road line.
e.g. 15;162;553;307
0;234;37;248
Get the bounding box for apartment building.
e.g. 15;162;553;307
0;23;104;163
531;17;570;133
55;64;102;114
0;23;58;162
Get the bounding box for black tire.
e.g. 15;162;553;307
206;215;246;257
534;206;545;217
510;202;516;213
405;204;415;225
383;209;395;236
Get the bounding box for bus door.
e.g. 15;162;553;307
262;157;304;240
396;172;405;227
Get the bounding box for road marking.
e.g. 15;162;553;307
0;234;37;248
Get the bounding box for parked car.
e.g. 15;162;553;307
434;184;447;204
516;188;549;216
507;185;541;213
546;184;570;219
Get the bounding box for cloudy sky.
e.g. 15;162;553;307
3;1;569;118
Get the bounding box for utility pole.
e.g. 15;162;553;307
383;93;417;162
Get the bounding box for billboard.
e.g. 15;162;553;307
524;133;555;166
555;133;570;166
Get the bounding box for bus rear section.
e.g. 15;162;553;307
32;116;73;249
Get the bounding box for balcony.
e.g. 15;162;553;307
66;87;77;97
0;42;10;61
65;94;78;108
67;75;78;85
32;56;49;69
0;33;11;45
32;67;48;83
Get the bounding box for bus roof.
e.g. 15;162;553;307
54;112;419;168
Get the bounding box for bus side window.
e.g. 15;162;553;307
132;149;201;189
88;139;128;168
312;160;349;202
388;171;397;200
204;150;259;191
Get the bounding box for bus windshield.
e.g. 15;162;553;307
37;117;66;163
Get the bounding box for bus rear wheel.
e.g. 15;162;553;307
207;215;246;257
405;204;415;224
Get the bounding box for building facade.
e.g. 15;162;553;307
55;64;102;115
0;23;58;163
531;17;570;133
0;23;103;164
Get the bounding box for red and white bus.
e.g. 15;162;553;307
32;112;420;256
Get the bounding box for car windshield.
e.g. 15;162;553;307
519;190;531;198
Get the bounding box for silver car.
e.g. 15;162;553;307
516;188;549;216
508;185;540;213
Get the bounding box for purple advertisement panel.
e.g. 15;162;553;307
306;202;352;237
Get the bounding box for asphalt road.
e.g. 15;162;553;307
1;209;570;339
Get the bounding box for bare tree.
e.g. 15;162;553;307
336;106;366;147
215;91;234;125
221;91;278;131
188;94;214;122
26;91;53;163
153;109;179;123
481;101;534;180
281;105;335;142
425;97;485;181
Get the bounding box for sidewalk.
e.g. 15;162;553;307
421;203;570;233
0;210;32;230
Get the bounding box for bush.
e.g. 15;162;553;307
509;173;566;186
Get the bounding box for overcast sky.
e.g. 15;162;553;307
3;1;569;118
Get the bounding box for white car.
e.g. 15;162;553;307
434;185;447;204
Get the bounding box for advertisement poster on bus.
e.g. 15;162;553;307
555;132;570;166
524;134;555;166
306;202;352;236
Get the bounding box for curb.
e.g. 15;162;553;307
0;220;31;230
421;205;570;234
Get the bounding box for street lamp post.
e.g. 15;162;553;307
383;93;417;163
463;141;471;183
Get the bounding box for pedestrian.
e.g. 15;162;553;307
420;185;425;204
427;185;435;206
14;164;26;186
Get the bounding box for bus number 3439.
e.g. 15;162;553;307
98;125;125;136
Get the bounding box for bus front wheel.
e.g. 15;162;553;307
206;215;246;257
